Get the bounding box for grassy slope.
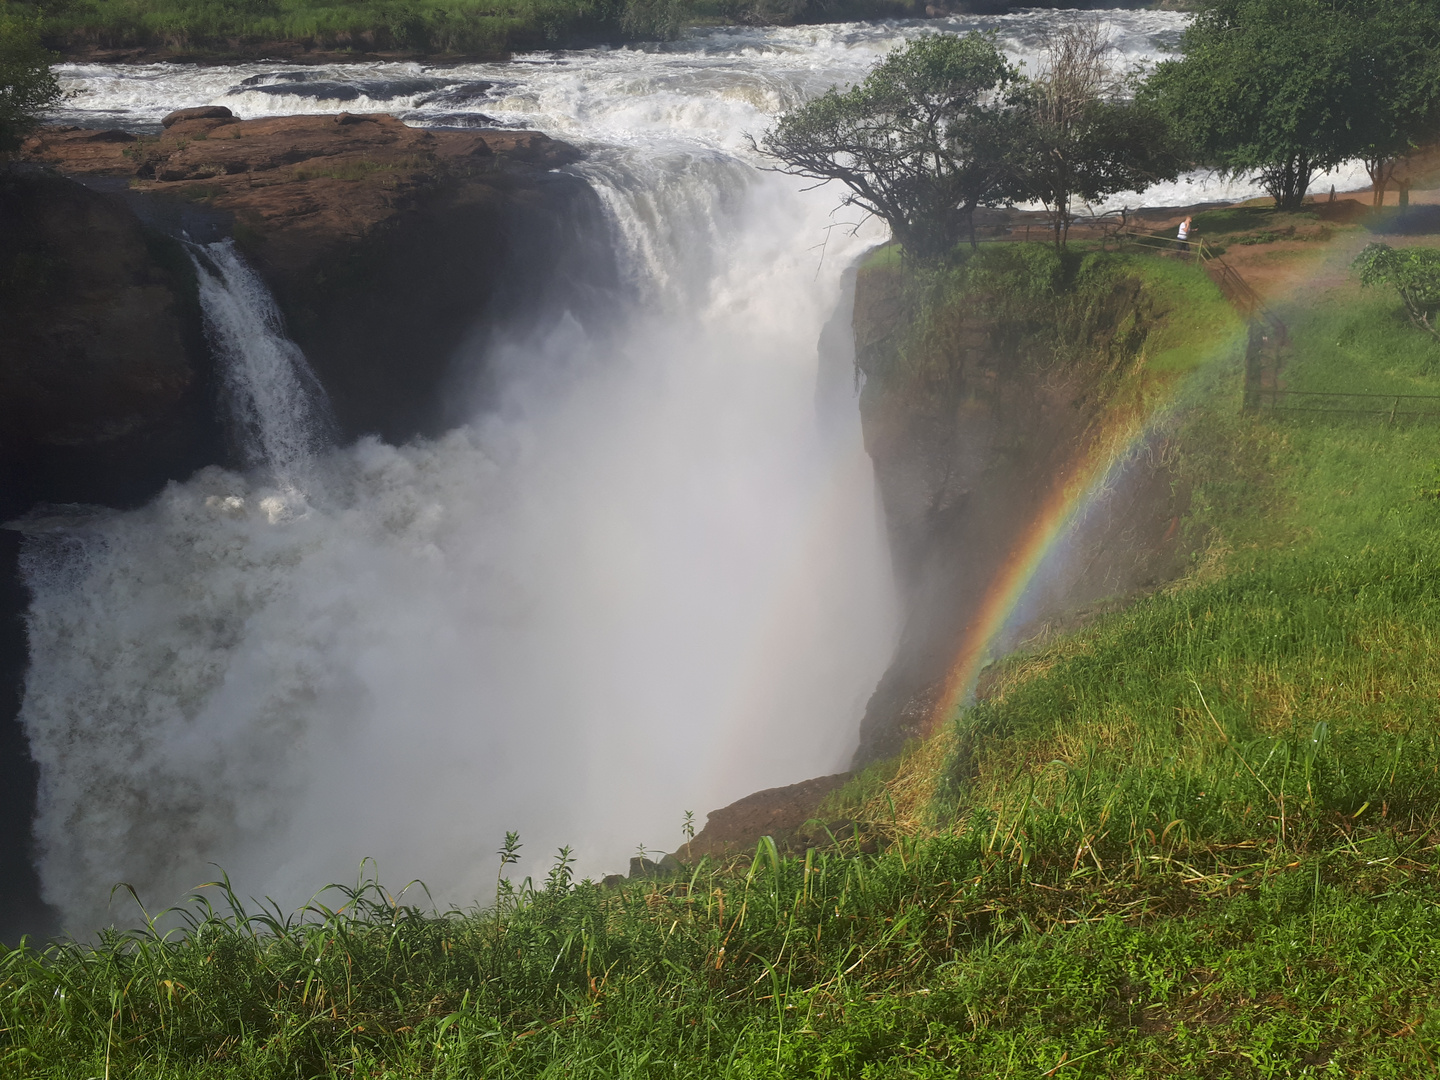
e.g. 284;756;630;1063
4;241;1440;1077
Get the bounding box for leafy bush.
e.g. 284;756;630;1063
0;12;57;153
1353;241;1440;344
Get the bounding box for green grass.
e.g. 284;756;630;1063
6;248;1440;1077
856;243;1240;430
4;815;1438;1076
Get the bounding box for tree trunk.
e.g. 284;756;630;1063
1264;156;1312;212
1365;156;1396;208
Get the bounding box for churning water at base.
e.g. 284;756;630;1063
20;125;896;931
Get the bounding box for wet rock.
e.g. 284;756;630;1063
850;253;1193;766
22;114;606;443
161;105;236;127
0;172;216;518
675;773;852;862
629;854;683;879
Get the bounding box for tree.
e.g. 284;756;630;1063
1353;242;1440;343
1144;0;1440;212
756;33;1023;262
0;13;59;155
1348;1;1440;206
1013;21;1183;248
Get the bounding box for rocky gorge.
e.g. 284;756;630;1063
1;111;613;935
5;11;1253;935
5;111;1217;926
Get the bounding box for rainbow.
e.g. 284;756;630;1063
920;405;1158;735
918;221;1365;736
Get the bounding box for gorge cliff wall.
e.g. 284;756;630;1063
849;247;1199;766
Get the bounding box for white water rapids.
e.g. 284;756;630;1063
24;10;1364;930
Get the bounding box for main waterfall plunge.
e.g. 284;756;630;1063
18;144;898;929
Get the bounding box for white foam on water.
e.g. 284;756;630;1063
191;239;334;484
53;11;1369;202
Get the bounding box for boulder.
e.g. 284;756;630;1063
161;105;235;127
628;854;682;880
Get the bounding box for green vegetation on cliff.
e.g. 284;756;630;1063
0;11;57;151
7;229;1439;1075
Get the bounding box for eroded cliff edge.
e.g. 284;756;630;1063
16;110;611;463
672;245;1237;863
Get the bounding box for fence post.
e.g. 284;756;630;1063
1243;321;1263;413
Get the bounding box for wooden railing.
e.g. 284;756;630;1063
1248;389;1440;422
1113;229;1269;316
1101;226;1440;421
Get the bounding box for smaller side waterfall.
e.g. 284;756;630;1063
191;240;334;481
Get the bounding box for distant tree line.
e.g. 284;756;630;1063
762;0;1440;259
0;0;935;61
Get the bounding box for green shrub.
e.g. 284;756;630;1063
0;11;57;153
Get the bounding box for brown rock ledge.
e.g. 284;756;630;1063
21;112;605;443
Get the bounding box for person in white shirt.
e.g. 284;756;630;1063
1177;215;1192;256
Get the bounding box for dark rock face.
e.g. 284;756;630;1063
0;173;220;941
0;531;52;943
2;117;611;939
675;773;853;861
267;166;615;441
22;115;608;442
0;171;218;520
161;105;236;127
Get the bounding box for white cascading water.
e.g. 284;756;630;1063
22;86;900;934
22;10;1370;930
190;240;335;482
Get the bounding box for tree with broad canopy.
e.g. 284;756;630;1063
757;27;1182;259
1144;0;1440;212
754;32;1024;262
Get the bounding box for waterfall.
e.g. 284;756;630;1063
17;145;899;931
191;240;334;484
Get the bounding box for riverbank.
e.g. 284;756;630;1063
26;0;1193;64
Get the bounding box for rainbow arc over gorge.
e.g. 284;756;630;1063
918;230;1356;738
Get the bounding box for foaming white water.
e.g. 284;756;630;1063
192;240;333;484
54;10;1369;202
21;107;896;928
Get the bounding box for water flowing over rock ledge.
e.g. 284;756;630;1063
10;110;602;503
